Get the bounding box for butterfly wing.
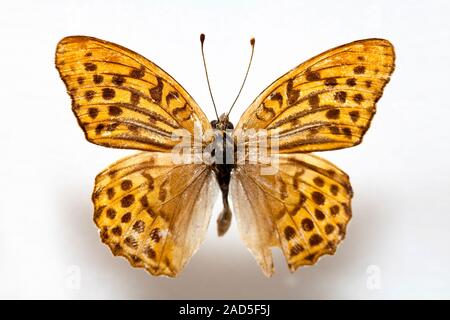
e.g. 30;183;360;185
93;152;218;277
56;36;217;276
231;39;394;275
230;154;352;276
235;38;395;152
55;36;211;151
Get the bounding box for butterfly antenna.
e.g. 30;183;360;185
226;37;255;118
200;34;219;121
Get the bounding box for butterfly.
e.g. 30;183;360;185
55;35;395;277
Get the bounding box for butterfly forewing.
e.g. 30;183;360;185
235;39;395;152
55;36;211;152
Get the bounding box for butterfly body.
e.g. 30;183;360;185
210;114;235;236
55;36;395;277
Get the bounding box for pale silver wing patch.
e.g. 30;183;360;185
230;169;281;277
165;167;220;275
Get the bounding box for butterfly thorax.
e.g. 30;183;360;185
210;114;234;236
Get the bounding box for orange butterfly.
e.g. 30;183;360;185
55;35;395;277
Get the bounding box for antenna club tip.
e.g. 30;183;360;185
200;33;205;43
250;37;255;46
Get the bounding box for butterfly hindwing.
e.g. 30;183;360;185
235;39;395;152
230;154;353;276
55;36;211;152
93;152;218;277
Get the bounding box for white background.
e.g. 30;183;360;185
0;0;449;299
